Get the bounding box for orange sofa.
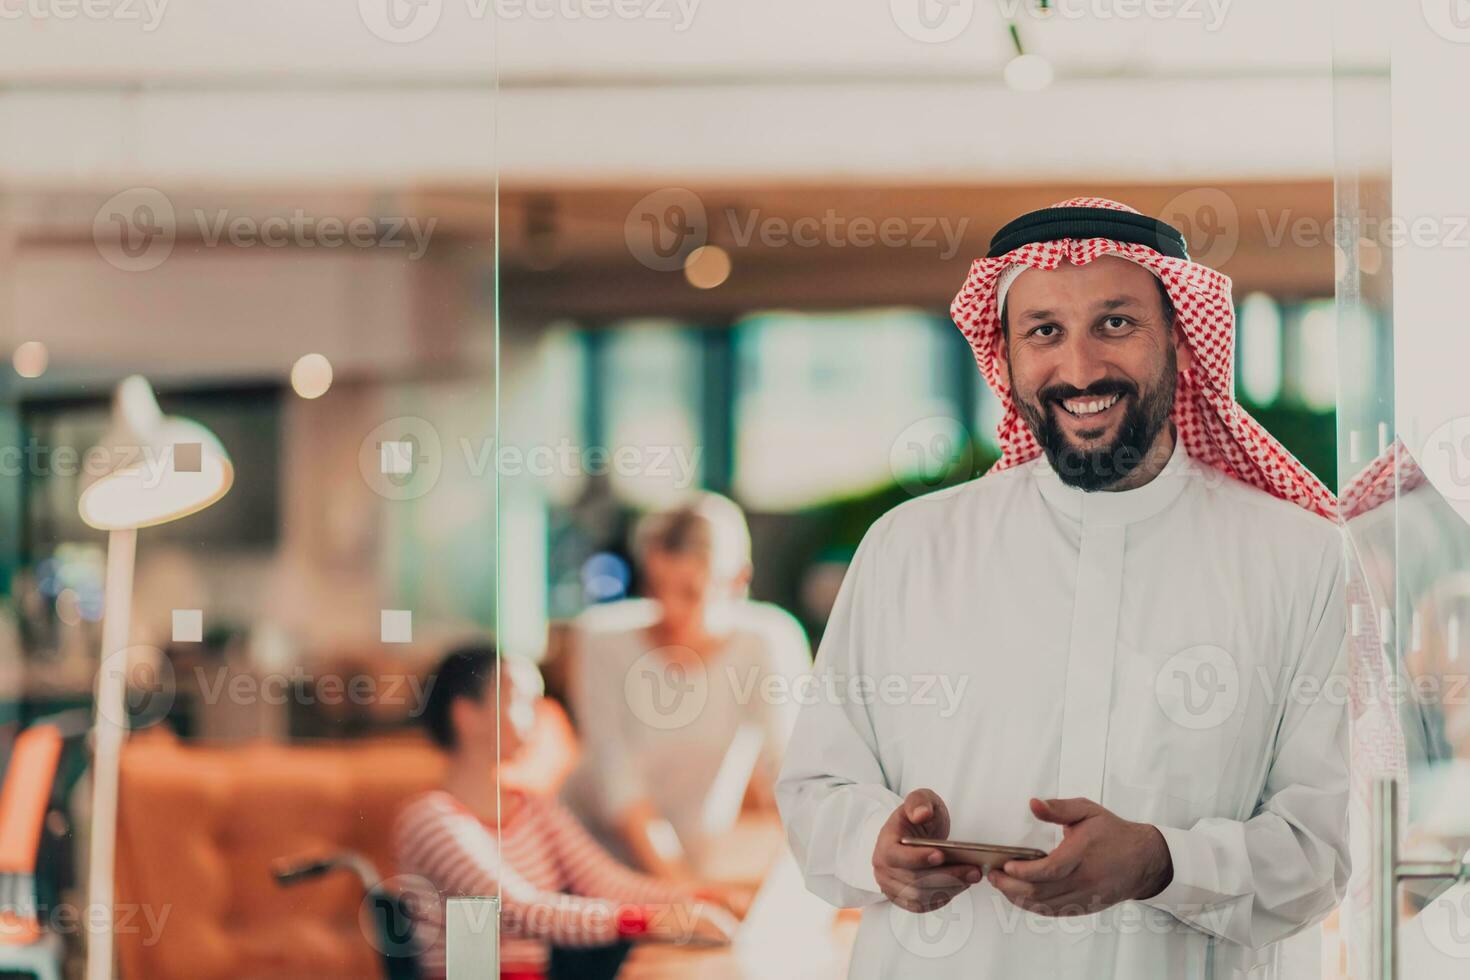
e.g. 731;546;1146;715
114;700;577;980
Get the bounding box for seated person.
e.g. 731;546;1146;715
394;645;738;980
561;493;811;879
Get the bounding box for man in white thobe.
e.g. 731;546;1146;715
777;198;1350;979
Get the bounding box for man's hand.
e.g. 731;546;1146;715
987;797;1173;917
873;788;983;913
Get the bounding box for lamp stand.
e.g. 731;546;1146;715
85;526;136;980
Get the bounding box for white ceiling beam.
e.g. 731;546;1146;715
0;75;1382;188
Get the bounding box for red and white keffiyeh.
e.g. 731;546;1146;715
950;196;1338;522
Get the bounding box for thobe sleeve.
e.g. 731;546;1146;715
776;520;904;908
749;607;813;783
1142;531;1351;949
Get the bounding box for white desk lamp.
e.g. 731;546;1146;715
78;375;233;980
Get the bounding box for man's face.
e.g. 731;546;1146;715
1003;256;1191;490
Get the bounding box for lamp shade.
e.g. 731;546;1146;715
77;375;234;531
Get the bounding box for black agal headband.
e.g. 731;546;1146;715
986;206;1190;261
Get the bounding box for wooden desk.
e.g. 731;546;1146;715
621;815;859;980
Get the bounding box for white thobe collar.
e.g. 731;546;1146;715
1029;432;1193;806
1032;431;1192;526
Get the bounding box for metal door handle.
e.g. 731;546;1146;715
1371;776;1470;979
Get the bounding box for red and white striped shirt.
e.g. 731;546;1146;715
393;788;691;979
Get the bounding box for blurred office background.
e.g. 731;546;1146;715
0;2;1396;978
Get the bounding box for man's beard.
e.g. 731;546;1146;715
1012;351;1177;492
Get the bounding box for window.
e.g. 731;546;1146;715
1237;292;1284;407
1290;301;1338;412
602;321;703;508
733;309;957;509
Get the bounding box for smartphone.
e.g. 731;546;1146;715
899;838;1048;869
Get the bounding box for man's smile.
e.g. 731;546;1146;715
1059;392;1122;418
1048;391;1129;438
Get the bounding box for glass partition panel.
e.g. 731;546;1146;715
0;11;496;979
1336;1;1470;976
